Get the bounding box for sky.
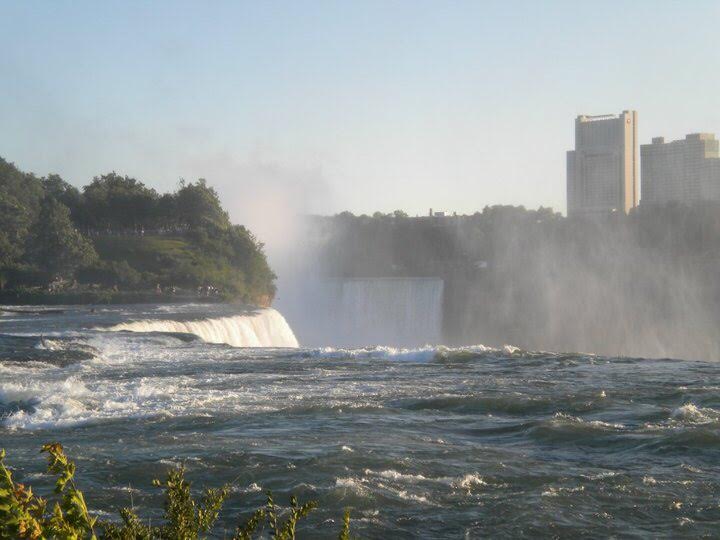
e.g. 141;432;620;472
1;0;719;241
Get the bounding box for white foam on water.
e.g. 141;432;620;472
104;308;298;348
375;481;432;504
231;482;263;494
335;472;434;503
0;323;301;430
454;473;488;489
541;485;585;497
671;403;720;424
643;476;657;485
306;344;494;362
367;469;430;482
335;477;367;492
550;412;625;430
356;468;493;496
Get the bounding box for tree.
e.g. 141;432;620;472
0;195;29;268
82;173;158;231
42;174;83;224
27;198;97;279
175;179;229;231
0;158;44;216
0;158;44;270
157;192;178;229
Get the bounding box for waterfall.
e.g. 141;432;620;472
325;278;444;347
106;308;299;348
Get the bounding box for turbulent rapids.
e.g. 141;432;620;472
3;303;720;537
106;307;299;348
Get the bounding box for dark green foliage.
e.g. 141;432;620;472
0;448;45;539
102;507;156;539
0;196;30;268
0;158;45;216
338;509;351;540
146;466;227;539
43;174;84;223
276;494;319;540
175;179;229;230
231;491;323;540
0;156;276;304
27;198;98;279
233;508;266;540
76;260;142;288
0;445;352;539
0;158;44;270
0;443;98;539
42;443;98;538
81;173;159;231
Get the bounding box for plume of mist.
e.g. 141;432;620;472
183;152;330;258
295;206;720;360
179;152;335;341
449;212;720;360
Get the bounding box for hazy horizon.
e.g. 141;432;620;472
2;1;719;236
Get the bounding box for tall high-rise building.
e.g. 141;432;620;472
641;133;720;205
566;110;638;216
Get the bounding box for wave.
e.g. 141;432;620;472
671;403;720;425
0;376;92;429
334;468;492;506
0;334;98;367
104;308;298;348
299;344;498;362
295;343;593;363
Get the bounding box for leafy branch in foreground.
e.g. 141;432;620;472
0;443;353;539
0;443;99;539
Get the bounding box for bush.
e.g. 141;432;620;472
0;265;51;289
0;443;353;539
77;260;142;288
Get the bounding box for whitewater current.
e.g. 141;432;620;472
106;308;298;347
2;304;720;538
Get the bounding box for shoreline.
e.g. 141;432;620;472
0;289;229;306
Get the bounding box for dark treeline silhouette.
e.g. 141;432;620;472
311;204;720;360
0;157;275;304
34;171;229;234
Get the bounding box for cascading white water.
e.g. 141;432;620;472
106;308;299;348
326;278;444;347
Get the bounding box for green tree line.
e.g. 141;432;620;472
0;157;275;304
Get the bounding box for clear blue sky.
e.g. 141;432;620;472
1;1;719;232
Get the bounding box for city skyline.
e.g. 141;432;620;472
642;133;720;206
1;1;719;234
567;110;638;216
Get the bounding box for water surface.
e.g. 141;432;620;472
1;304;719;538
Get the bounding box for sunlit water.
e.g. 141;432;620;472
2;304;720;538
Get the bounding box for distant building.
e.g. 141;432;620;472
641;133;720;205
567;110;638;216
